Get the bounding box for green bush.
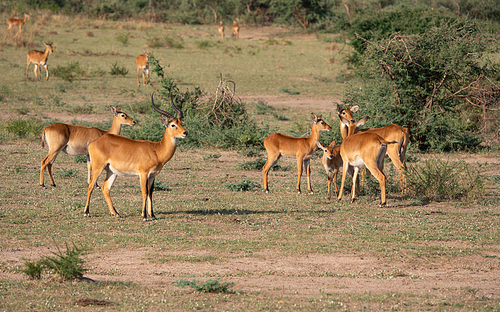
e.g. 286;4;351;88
2;117;44;138
116;32;130;45
405;158;485;202
51;62;86;82
237;158;290;171
21;259;44;280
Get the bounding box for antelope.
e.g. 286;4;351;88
136;51;152;85
337;104;409;190
217;21;224;38
83;92;187;221
40;106;136;188
231;21;239;39
263;113;331;194
7;13;30;34
337;115;398;206
26;42;53;81
316;140;347;200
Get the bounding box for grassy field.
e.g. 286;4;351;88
1;13;500;311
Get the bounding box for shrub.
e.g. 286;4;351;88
405;158;485;202
51;62;87;82
109;62;129;76
172;279;234;293
237;158;290;171
116;32;129;45
2;117;44;138
40;242;88;281
21;259;44;280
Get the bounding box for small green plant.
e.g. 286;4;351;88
279;88;300;95
116;32;130;45
70;105;93;114
59;168;77;178
16;107;29;115
254;101;275;115
196;40;212;50
147;36;164;48
224;180;260;191
203;153;221;160
21;259;44;280
172;278;234;293
40;242;88;281
237;147;262;158
74;156;87;163
153;181;170;191
236;158;289;171
109;62;129;76
164;35;184;49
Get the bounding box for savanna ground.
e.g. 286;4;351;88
1;13;500;311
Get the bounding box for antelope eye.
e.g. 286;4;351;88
120;114;125;117
171;124;176;128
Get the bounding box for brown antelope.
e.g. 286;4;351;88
7;13;30;34
136;51;152;85
40;106;136;188
316;139;350;200
217;21;224;38
26;42;53;81
337;104;409;190
83;92;188;221
263;113;331;194
231;21;239;39
337;115;398;206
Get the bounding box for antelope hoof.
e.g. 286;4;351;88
327;196;331;200
265;189;270;194
379;202;387;207
84;213;90;217
151;216;157;221
308;191;314;195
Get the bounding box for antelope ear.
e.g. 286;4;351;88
161;115;171;126
350;105;360;113
316;140;326;151
329;140;336;148
311;113;318;123
110;106;118;116
356;116;370;127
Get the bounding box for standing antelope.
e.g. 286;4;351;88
217;21;224;38
337;115;398;206
136;51;152;85
231;21;239;39
84;93;187;221
263;113;331;194
316;140;346;200
26;42;53;81
7;13;30;34
337;104;409;190
40;106;136;188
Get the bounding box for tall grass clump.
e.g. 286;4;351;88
109;62;129;76
1;117;44;138
405;158;485;202
172;279;234;293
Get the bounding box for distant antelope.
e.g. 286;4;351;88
231;21;239;39
7;13;30;34
136;51;152;85
26;42;53;81
218;21;224;38
263;113;331;194
40;106;136;188
316;140;351;200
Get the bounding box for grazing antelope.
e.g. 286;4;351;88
26;42;53;81
217;21;224;38
263;113;331;194
231;21;239;39
337;104;409;190
84;92;188;221
136;51;152;85
7;13;30;34
40;106;136;188
337;115;398;206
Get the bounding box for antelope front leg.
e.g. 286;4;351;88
296;157;304;194
140;174;150;221
146;177;156;221
101;172;121;217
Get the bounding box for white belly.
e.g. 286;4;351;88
349;156;365;168
109;164;139;177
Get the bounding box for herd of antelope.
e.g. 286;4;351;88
15;11;406;219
